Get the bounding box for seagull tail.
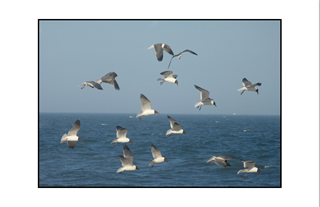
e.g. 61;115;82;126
157;78;164;81
148;45;154;50
237;87;246;91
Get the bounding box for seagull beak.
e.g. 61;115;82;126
136;166;140;171
78;137;83;143
130;140;134;145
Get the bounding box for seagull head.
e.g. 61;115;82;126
164;158;168;162
175;80;178;86
154;110;160;115
136;166;140;171
183;130;186;136
129;139;134;145
256;89;259;95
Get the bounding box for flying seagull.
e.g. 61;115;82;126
60;119;82;149
157;71;178;86
96;72;120;90
110;126;134;147
166;116;186;138
194;85;216;110
237;78;261;95
148;43;174;61
168;49;197;69
237;160;261;179
117;145;140;173
149;144;168;168
206;155;234;167
136;94;160;120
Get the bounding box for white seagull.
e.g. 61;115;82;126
166;116;186;138
96;72;120;90
110;126;134;147
157;71;178;86
168;49;198;69
206;155;233;167
60;119;82;149
136;94;160;120
149;144;168;168
237;160;261;179
117;145;140;173
194;85;217;110
148;43;174;61
79;81;103;90
237;78;261;95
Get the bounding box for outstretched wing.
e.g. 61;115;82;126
151;144;162;159
116;126;128;138
194;85;210;101
68;120;80;136
140;94;152;111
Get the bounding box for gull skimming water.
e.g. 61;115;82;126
60;119;82;149
117;145;140;173
237;160;261;179
149;144;168;167
166;116;186;138
206;155;233;167
110;126;134;147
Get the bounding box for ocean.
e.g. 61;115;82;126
39;113;281;187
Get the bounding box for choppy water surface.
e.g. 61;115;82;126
39;113;280;187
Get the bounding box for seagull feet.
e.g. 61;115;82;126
241;90;245;95
211;161;214;166
139;116;143;120
160;82;164;85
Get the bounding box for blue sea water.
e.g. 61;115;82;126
39;113;281;187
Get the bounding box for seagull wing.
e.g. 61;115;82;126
116;126;128;138
119;155;131;167
194;85;210;101
181;49;198;56
168;116;181;131
153;44;164;61
160;70;173;78
151;144;162;159
163;44;174;55
140;94;152;111
68;120;80;136
242;78;252;87
242;160;256;168
123;145;134;164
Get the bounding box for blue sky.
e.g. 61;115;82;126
40;20;280;115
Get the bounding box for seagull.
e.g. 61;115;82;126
194;85;217;110
157;71;178;86
79;81;103;90
117;145;140;173
149;144;168;168
60;119;82;149
237;78;261;95
110;126;134;147
237;160;261;179
148;43;174;61
206;155;233;167
96;72;120;90
136;94;160;120
168;49;198;69
166;116;186;138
